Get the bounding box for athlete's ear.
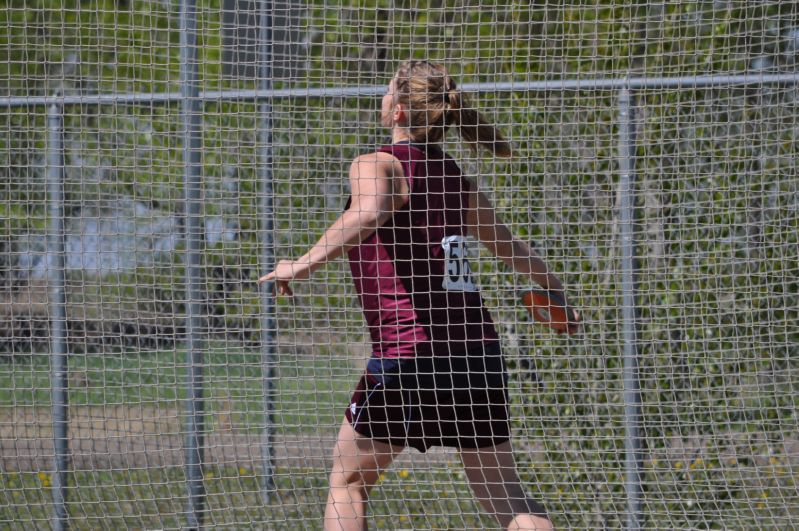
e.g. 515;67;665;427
393;103;407;126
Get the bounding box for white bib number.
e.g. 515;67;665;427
441;235;478;292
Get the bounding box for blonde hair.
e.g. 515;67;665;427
393;60;512;158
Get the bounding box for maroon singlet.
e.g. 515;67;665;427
347;143;499;359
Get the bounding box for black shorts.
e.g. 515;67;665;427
344;342;510;453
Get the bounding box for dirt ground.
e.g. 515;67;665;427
2;404;797;476
0;405;458;473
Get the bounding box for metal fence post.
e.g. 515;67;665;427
617;87;643;530
179;0;206;526
257;0;277;502
46;101;69;531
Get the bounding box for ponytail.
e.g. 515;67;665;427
445;81;512;158
394;60;512;158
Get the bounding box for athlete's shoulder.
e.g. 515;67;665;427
353;150;401;163
351;150;405;176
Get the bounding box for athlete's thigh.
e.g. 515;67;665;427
329;418;404;490
459;441;522;494
459;441;547;519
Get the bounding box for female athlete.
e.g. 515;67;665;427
260;60;574;531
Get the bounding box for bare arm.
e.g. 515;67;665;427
259;152;407;295
466;185;565;294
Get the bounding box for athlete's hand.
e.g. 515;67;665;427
551;289;580;335
258;259;308;297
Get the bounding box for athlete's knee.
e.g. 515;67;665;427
325;469;369;531
329;465;366;491
507;513;554;531
492;498;550;530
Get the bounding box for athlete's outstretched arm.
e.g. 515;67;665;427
259;152;407;295
466;185;565;294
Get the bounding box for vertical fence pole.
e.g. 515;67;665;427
257;0;277;502
617;87;643;530
179;0;206;526
47;101;69;531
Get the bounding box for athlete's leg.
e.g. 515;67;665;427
459;441;553;530
325;419;404;531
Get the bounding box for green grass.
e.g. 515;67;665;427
0;465;498;530
2;458;795;529
0;343;355;435
2;345;797;529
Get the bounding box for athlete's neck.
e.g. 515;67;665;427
391;128;412;144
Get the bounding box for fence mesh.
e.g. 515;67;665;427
1;1;797;529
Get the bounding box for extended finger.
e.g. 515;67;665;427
275;281;293;297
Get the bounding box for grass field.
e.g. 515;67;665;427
1;461;796;529
1;341;797;529
0;341;499;528
0;341;355;435
0;464;500;530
